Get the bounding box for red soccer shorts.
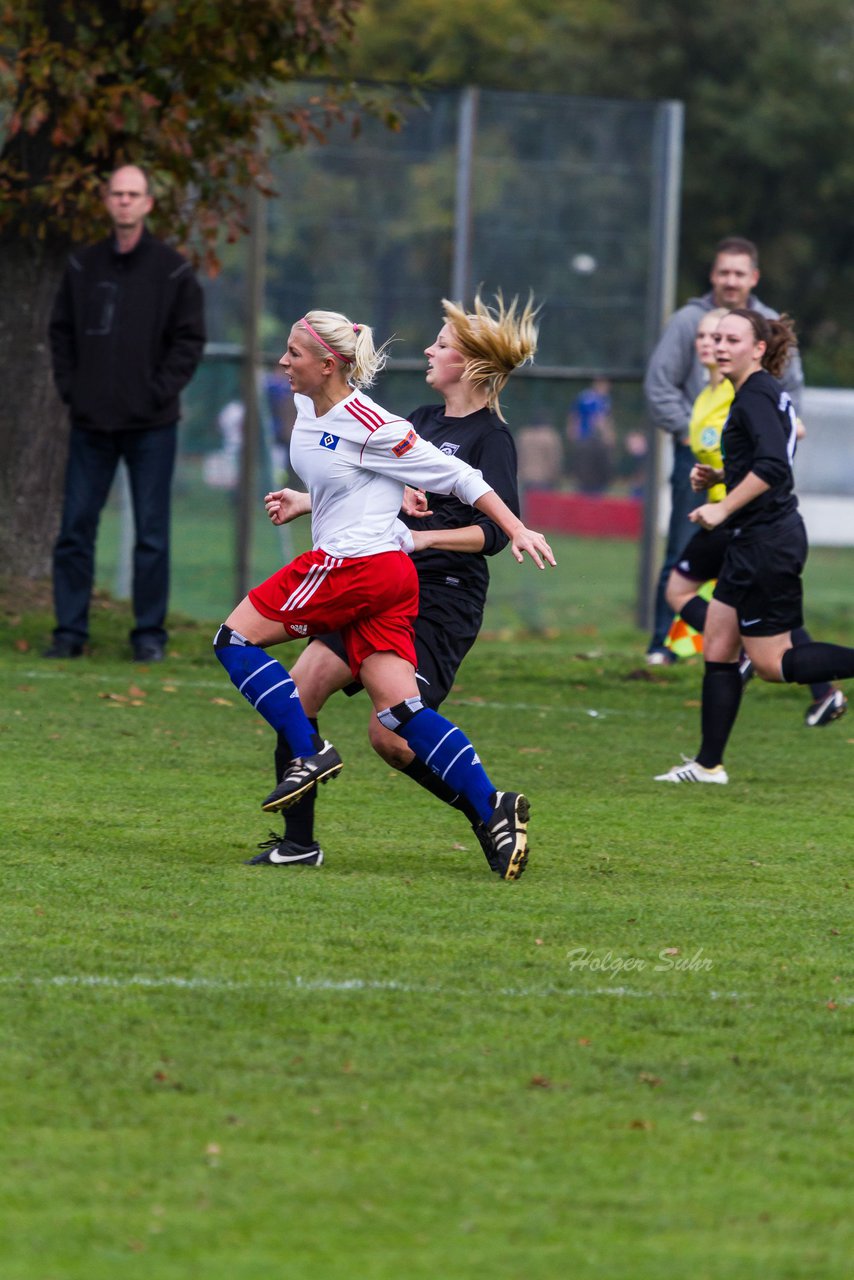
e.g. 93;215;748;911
248;548;419;677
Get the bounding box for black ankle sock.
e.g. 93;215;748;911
680;594;709;634
279;720;319;847
696;661;743;769
402;758;481;827
781;643;854;685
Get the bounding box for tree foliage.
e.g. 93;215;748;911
339;0;854;381
0;0;363;578
0;0;362;268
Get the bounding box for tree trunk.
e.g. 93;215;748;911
0;239;69;579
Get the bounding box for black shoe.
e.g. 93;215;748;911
484;791;530;881
245;834;324;866
133;641;165;663
804;689;848;727
261;740;343;812
43;638;84;659
473;821;502;873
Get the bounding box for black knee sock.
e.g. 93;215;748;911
781;642;854;686
697;661;743;769
791;627;831;700
276;721;319;847
402;758;482;828
680;594;709;634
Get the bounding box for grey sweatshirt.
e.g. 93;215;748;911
643;290;805;439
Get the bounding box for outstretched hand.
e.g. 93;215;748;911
510;526;556;569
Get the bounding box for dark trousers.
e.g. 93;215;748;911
648;441;704;654
52;424;178;646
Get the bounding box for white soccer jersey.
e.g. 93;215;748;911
290;390;493;558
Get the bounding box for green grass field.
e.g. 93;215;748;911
2;535;852;1280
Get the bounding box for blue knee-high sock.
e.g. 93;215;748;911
379;701;496;823
214;626;317;758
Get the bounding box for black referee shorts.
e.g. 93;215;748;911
713;516;807;637
673;524;730;584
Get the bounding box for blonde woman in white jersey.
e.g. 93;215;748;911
214;310;555;880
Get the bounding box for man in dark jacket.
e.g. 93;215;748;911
46;163;206;661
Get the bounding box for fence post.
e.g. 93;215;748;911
452;87;479;302
235;182;267;604
636;99;684;631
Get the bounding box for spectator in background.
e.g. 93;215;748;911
567;377;616;494
45;163;206;662
643;236;804;665
516;410;563;520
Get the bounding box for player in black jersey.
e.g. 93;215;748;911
247;292;539;870
657;309;854;783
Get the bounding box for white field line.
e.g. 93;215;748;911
1;973;849;1005
17;670;617;718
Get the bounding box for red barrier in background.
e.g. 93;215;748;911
524;491;643;540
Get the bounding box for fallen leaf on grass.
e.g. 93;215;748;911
161;685;178;693
99;692;128;703
209;697;233;706
128;684;146;698
528;1075;552;1089
14;638;29;653
629;1119;653;1130
826;1000;838;1011
638;1073;663;1087
519;746;545;754
691;1111;707;1123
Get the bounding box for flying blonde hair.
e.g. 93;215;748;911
441;291;539;421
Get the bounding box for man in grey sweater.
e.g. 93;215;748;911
643;236;804;663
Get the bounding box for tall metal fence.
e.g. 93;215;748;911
100;85;684;624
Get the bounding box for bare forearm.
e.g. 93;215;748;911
715;471;770;518
473;489;523;540
410;525;486;554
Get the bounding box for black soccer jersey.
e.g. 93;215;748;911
402;405;520;610
722;369;799;537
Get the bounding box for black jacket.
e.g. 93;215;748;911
49;228;206;432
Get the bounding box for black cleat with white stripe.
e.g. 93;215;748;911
261;740;343;812
245;834;324;866
484;791;530;881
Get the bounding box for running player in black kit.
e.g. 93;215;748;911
657;308;854;783
248;292;540;867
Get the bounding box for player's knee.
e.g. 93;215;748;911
665;581;683;613
376;696;425;735
751;653;785;683
368;715;412;767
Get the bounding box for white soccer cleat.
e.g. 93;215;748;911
654;757;729;785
